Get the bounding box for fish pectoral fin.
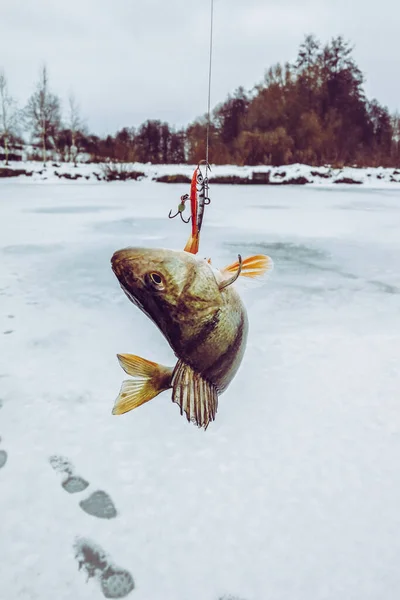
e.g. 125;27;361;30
113;354;173;416
222;254;273;279
171;360;218;430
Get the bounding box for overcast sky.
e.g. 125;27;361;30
1;0;398;136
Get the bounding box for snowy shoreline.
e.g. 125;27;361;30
1;160;400;187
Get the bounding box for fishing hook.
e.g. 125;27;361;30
198;159;212;171
168;194;191;223
219;254;242;290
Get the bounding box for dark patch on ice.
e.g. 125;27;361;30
218;596;247;600
336;200;400;212
92;216;167;235
0;399;3;408
3;330;13;335
43;244;126;306
227;240;400;297
79;491;117;519
251;204;289;210
27;205;120;215
226;241;328;273
74;537;134;598
2;243;63;255
62;475;89;493
227;240;326;259
42;242;159;307
0;450;8;469
7;315;14;319
368;280;400;295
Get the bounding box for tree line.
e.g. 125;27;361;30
1;35;399;167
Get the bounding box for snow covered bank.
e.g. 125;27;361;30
1;160;400;187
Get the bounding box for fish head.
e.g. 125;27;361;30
111;247;221;350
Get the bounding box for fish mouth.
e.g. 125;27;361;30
111;249;131;278
111;247;151;306
111;248;141;294
111;248;143;278
111;248;159;326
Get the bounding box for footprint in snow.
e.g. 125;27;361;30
49;455;117;519
0;400;7;469
74;537;134;598
0;442;7;469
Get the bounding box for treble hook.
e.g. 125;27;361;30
168;194;191;223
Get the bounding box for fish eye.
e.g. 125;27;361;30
148;272;163;286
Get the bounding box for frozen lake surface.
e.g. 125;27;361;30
1;180;400;600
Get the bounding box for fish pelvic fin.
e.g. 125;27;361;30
112;354;173;415
222;254;273;279
184;232;200;254
171;360;218;430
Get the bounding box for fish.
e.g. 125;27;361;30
111;247;272;429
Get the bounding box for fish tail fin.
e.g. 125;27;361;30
223;254;273;279
184;232;200;254
112;354;173;415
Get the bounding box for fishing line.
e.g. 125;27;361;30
168;0;215;254
205;0;214;170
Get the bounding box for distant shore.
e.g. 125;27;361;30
1;161;400;187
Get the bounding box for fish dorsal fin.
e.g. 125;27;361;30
222;254;273;279
171;360;218;430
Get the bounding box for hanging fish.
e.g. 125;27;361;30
111;246;273;429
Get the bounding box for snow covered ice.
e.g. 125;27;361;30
1;177;400;600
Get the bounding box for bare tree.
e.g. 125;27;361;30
25;65;61;165
0;70;19;165
391;112;400;162
68;93;84;166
